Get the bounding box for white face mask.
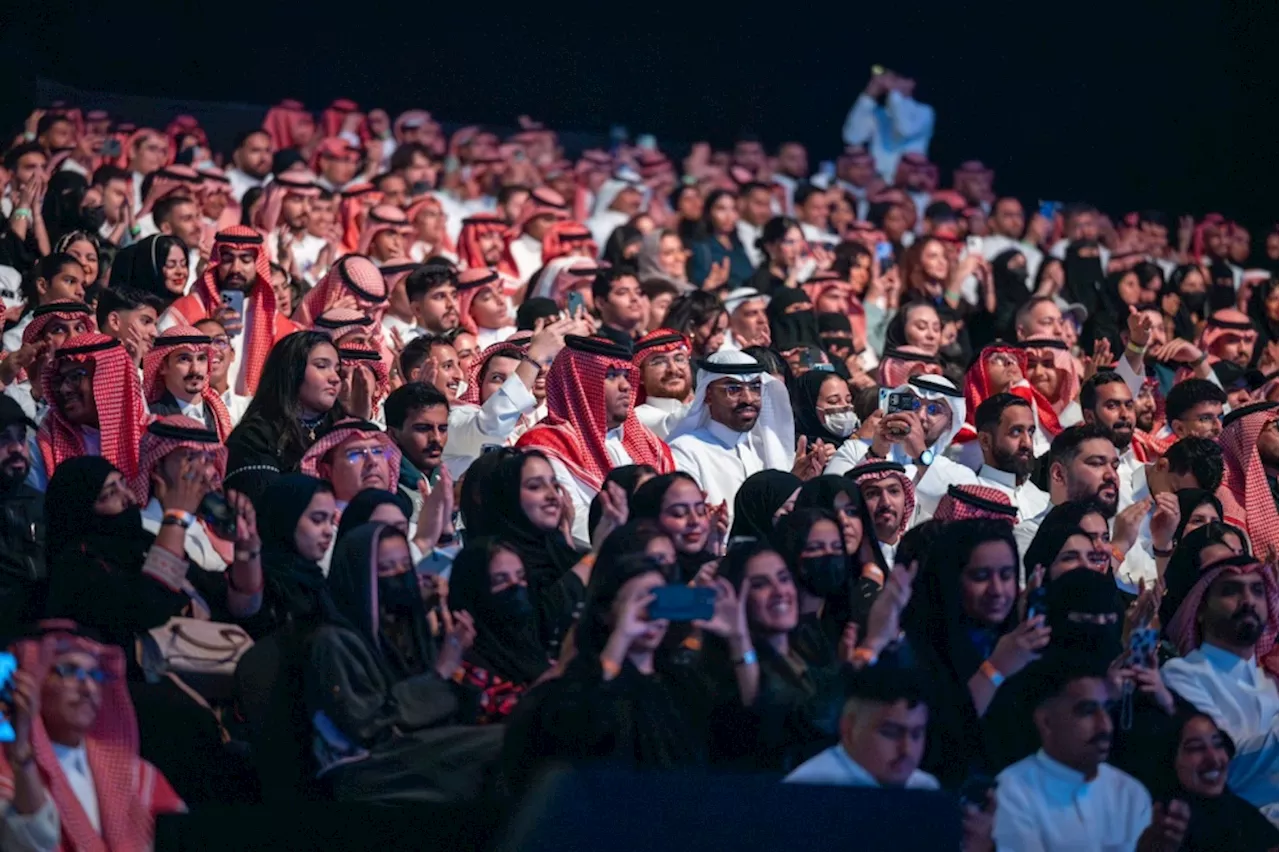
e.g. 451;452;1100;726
821;408;858;438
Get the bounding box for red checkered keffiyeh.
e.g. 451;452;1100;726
877;346;943;387
132;415;228;504
631;328;690;406
37;333;147;483
1167;560;1279;679
934;484;1018;525
849;459;917;541
0;623;185;852
338;343;391;410
168;226;286;395
1017;337;1080;417
516;335;674;490
541;219;598;263
510;187;569;237
21;301;96;346
293;254;389;328
1217;402;1279;561
252;169;320;234
962;343;1063;438
357;204;413;257
458;338;529;406
456;214;518;278
299;418;402;491
456;268;504;335
312;308;377;345
141;326;233;441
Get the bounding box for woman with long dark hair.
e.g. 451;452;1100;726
629;472;721;583
663;290;728;357
687;189;753;291
747;216;806;295
109;233;190;310
225;330;345;501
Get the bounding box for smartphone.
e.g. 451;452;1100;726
410;180;432;195
221;289;245;316
648;585;715;622
818;161;837;182
99;138;122;158
798;348;816;368
1126;627;1159;668
958;774;996;809
198;492;237;539
1038;200;1059;221
871;64;886;77
966;235;983;256
1025;585;1048;621
566;289;585;317
881;391;920;415
0;651;17;743
875;240;894;275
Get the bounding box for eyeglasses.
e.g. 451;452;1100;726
50;663;107;684
56;367;91;386
715;381;763;399
987;354;1019;369
922;401;947;417
208;336;231;350
344;446;386;464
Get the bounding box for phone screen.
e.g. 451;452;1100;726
875;241;894;274
566;290;585;317
648;586;715;622
0;651;17;743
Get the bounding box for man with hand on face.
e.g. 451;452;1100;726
141;325;234;440
841;69;935;182
0;301;94;423
631;329;695;440
722;288;772;350
0;397;45;625
973;394;1050;523
850;459;916;565
517;335;674;546
96;287;163;370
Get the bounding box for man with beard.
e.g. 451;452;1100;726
226;129;274;202
1216;402;1278;562
0;300;94;422
160;226;301;395
1080;372;1146;509
850;459;916;565
142;325;234;440
723;288;771;350
0;397;44;625
1133;380;1158;434
405;264;461;335
384;382;449;528
631;329;694;440
1162;559;1279;812
995;662;1187;852
973;394;1050;522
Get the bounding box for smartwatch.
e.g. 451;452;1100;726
915;449;935;467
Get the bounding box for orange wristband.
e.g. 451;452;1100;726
980;659;1005;687
852;646;878;667
861;563;885;585
599;657;621;679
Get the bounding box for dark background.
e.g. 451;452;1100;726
2;1;1275;238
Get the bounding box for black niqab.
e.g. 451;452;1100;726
448;537;550;685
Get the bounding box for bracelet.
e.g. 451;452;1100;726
1125;340;1147;356
11;208;31;221
1111;544;1128;564
161;510;194;529
129;224;142;237
234;549;261;561
861;563;885;585
1152;545;1174;558
1190;353;1207;367
681;635;703;652
980;659;1005;687
599;657;621;679
577;553;597;569
733;648;758;667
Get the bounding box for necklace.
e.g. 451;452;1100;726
299;413;324;442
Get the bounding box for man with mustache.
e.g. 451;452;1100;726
631;329;695;440
406;264;461;335
973;394;1050;523
159;226;301;395
995;662;1188;851
192;318;251;427
300;418;402;514
0;397;45;625
141;326;233;440
0;301;94;423
1080;372;1147;511
384;382;450;530
1163;559;1279;812
722;288;771;350
1215;402;1279;563
850;459;916;565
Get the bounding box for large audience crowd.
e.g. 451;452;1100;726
0;70;1276;850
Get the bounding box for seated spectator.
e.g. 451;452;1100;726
1159;521;1250;629
629;472;723;583
141;326;234;440
1216;401;1278;562
727;469;802;542
246;474;337;636
0;397;44;626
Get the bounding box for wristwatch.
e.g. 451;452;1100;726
915;449;935;467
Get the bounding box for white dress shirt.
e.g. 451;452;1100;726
784;743;940;789
221;389;251;427
548;425;633;548
975;464;1050;523
669;419;765;523
841;91;936;182
225;167;266;204
141;497;229;573
443;373;537;478
26;426;100;492
736;219;765;266
52;741;102;833
634;396;691;441
994;750;1151;852
475;325;516;351
1162;643;1279;812
508;232;545;283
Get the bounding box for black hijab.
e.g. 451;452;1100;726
1023;501;1105;582
766;288;822;351
1082;270;1134;355
1043;567;1124;664
1173;489;1224;545
787;368;853;448
794;474;888;576
988;248;1032;342
459;447;519;539
41;171;91;245
448;537;550;685
489;451;583;592
1159;521;1250;630
108;234;189;310
336;487;412;541
728;470;802;541
602;224;643;270
1062;239;1105;319
256;474;333;627
45;456;152;572
629;472;715;583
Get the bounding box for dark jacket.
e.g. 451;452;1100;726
0;482;45;625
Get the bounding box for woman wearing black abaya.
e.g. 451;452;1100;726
1158;520;1249;632
766;287;823;352
448;537;552;723
1082;268;1143;356
335;487;414;540
629;472;720;583
793;475;889;628
1061;239;1106;322
728;470;802;542
787;368;857;450
304;522;502;803
768;509;850;667
109;233;190;311
985;248;1033;344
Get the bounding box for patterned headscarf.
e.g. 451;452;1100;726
21;300;95;346
962;343;1062;437
299;418;402;491
515;335;674;490
541;219;597;263
357;204;413;257
312;308;377;345
293;253;389;328
1217;402;1279;561
877;345;943;387
184;226;278;394
261;98;308;151
405;196;456;257
0;622;185;851
631;328;690;406
252;169;320;234
934;484;1018;525
37;333;146;483
138;164;200;216
456;268;505;335
132;415;227;504
338;344;390;410
511;187;569;236
530;256;604;305
141;325;233;440
849;459;916;541
456;214;517;277
1167;560;1279;679
1016;337;1081;415
1198;308;1258;363
457;338;529;406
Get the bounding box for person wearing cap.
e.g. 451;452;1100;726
0;396;44;625
516;335;674;546
507;188;569;282
631;329;695;440
666;349;805;520
722;287;771;350
827;374;977;520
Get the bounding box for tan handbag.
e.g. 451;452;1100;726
139;617;254;701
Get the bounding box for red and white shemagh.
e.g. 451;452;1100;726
339;343;391;409
394;108;436;139
181;226;278;394
165;115;207;153
800;272;850;309
138;164;201;215
337;183;381;253
21;301;96;346
406;196;456;256
0;624;185;852
132;414;228;504
357;204;413;257
312;308;376;345
457;338;529;406
320;98;367;141
962;344;1062;437
510;187;569;237
1130;377;1173;462
849;459;917;541
299;420;402;491
515;341;675;490
38;333;147;483
308;136;362;177
541;219;598;263
261;98;309;151
934;485;1017;525
456;268;505;335
531;256;603;305
252;168;320;233
876;346;943;387
630;328;690;406
1198;308;1258;362
1020;337;1081;416
140;325;233;440
1217;405;1279;561
293;254;389;328
1168;561;1279;679
456;214;518;278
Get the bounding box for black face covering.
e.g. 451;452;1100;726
82;206;107;232
1052;614;1122;659
798;554;848;597
490;584;534;620
1181;289;1207;316
88;505;144;538
377;571;422;615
